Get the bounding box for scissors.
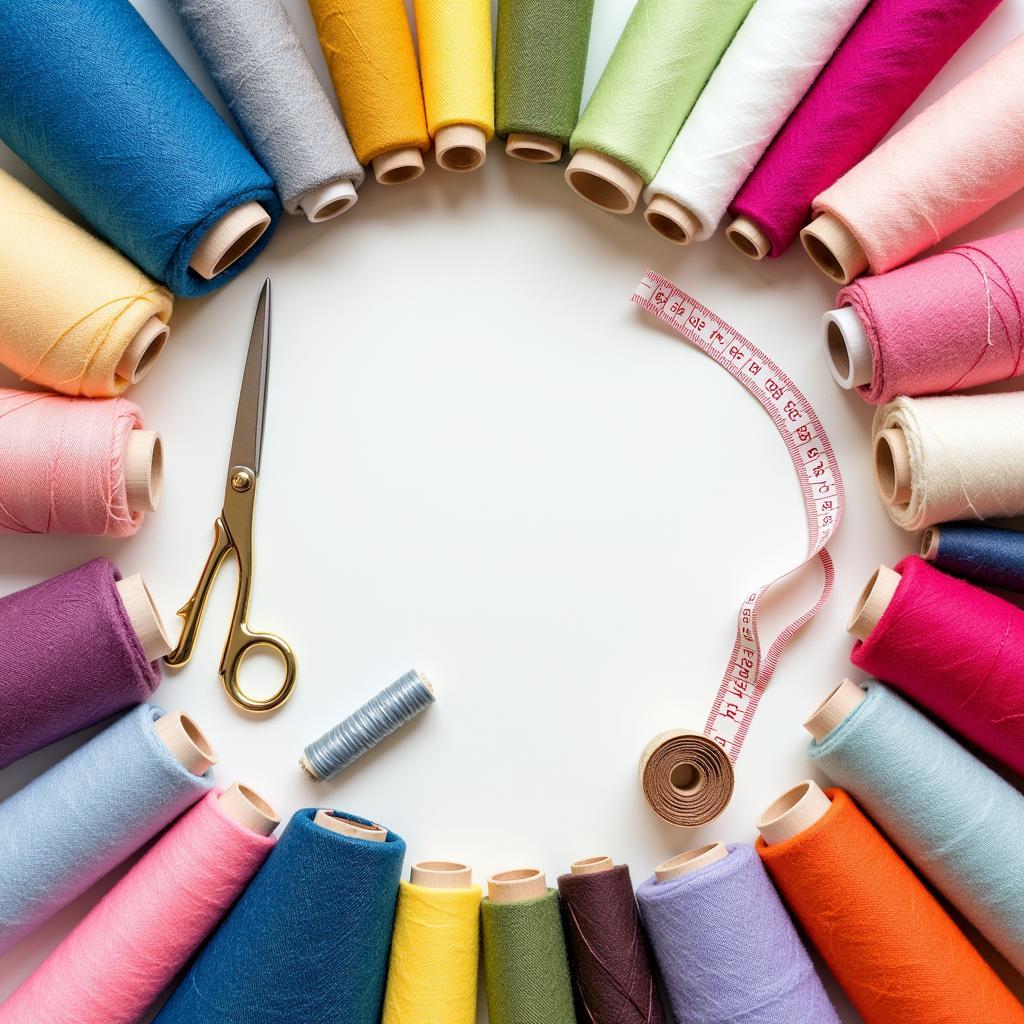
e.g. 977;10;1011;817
165;279;296;713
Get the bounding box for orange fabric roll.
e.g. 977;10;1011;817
307;0;429;165
757;789;1023;1024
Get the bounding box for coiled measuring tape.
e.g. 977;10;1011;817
632;270;844;826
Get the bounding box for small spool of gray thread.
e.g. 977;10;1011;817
300;670;435;782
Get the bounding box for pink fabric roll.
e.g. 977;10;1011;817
839;228;1024;403
728;0;999;258
814;34;1024;276
0;792;275;1024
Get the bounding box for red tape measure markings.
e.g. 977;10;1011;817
632;270;845;762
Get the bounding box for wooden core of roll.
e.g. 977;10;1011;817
313;809;387;842
115;574;174;662
116;316;168;385
410;860;473;888
655;841;728;882
219;782;280;836
823;307;872;389
488;868;546;903
756;780;831;846
804;679;866;742
372;148;426;185
921;527;941;561
297;178;358;222
874;428;912;506
564;149;644;214
801;213;869;285
124;430;163;513
644;194;701;246
848;564;901;642
506;133;562;163
725;216;771;261
190;202;271;280
570;856;613;876
154;710;217;775
436;125;487;172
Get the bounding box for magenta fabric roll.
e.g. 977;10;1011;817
728;0;999;258
0;558;160;769
839;228;1024;403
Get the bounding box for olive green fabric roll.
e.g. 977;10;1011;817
569;0;753;183
481;889;577;1024
495;0;595;145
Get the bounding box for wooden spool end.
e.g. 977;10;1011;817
373;148;426;185
190;202;271;280
314;809;387;842
506;133;562;163
564;149;643;215
219;782;280;836
800;213;868;284
124;430;163;513
823;307;872;389
298;179;358;222
757;781;831;846
410;860;473;888
570;856;613;876
921;527;941;561
644;194;701;245
655;841;728;882
116;574;173;662
117;316;168;385
436;125;487;173
488;868;546;904
804;679;866;742
874;428;912;506
725;216;771;261
848;565;901;641
154;710;217;775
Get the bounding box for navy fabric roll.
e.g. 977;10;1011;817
154;809;405;1023
0;0;280;297
928;523;1024;593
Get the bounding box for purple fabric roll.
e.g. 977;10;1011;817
636;844;839;1024
0;558;160;768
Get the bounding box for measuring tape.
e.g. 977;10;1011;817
632;270;844;826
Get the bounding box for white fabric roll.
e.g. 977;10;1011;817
644;0;869;239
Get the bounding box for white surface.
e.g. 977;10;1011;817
2;1;1024;1018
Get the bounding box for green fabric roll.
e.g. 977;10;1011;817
481;889;577;1024
495;0;595;145
570;0;754;183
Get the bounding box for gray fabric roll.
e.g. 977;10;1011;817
169;0;364;214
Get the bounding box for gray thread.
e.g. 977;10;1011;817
302;670;435;781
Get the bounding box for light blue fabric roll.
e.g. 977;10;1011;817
0;704;213;953
811;682;1024;973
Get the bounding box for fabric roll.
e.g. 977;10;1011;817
0;0;280;297
155;809;405;1024
168;0;363;215
927;522;1024;593
0;704;212;953
0;559;160;770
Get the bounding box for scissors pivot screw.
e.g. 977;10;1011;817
231;469;254;493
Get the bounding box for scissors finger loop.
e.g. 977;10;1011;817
223;629;297;714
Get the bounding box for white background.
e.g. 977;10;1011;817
2;1;1024;1019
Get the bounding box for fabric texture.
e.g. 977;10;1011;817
646;0;869;239
495;0;594;144
637;845;838;1024
0;704;212;954
168;0;363;214
0;0;280;297
481;889;577;1024
307;0;429;164
0;169;172;397
557;864;665;1024
839;227;1024;403
930;522;1024;593
0;791;274;1024
851;555;1024;778
0;388;144;536
814;34;1024;275
570;0;754;183
382;880;481;1024
757;789;1024;1024
729;0;998;257
155;809;405;1024
811;682;1024;974
0;559;160;770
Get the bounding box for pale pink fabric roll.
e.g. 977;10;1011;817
0;792;274;1024
813;34;1024;276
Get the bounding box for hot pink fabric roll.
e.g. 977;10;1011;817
839;228;1024;403
0;792;274;1024
728;0;999;258
813;34;1024;276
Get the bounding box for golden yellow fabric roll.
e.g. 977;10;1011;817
381;881;481;1024
0;170;172;397
307;0;429;165
414;0;494;139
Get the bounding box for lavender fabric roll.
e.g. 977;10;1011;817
636;844;839;1023
0;559;160;769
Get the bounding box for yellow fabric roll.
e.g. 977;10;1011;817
382;881;481;1024
307;0;429;164
414;0;494;139
0;170;172;397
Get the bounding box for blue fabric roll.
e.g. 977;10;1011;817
0;0;280;296
811;682;1024;974
0;704;212;954
154;808;405;1024
929;522;1024;594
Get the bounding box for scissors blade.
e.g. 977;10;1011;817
228;279;271;476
